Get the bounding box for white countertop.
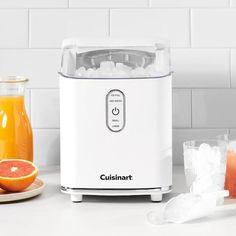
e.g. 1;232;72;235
1;166;236;236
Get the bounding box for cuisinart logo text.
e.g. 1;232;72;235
100;174;133;181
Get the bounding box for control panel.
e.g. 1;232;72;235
106;90;125;132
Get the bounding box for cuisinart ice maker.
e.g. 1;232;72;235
59;38;172;202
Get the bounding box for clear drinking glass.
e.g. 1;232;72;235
0;76;33;161
217;134;236;198
183;140;227;193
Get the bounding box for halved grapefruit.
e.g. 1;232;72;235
0;159;38;192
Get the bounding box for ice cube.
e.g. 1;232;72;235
96;67;114;78
195;143;213;177
111;68;129;78
184;141;227;193
192;154;208;178
116;63;132;71
131;67;147;77
100;61;115;69
190;175;215;193
206;147;222;174
76;66;86;77
198;143;211;155
212;173;225;191
85;68;96;77
162;193;217;223
184;149;201;187
185;168;197;189
145;64;158;76
184;149;198;169
78;61;163;78
210;146;221;164
147;191;228;224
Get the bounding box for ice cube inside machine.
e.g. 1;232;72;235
59;38;172;202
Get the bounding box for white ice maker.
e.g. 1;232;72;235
59;38;172;202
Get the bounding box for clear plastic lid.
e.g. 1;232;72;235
59;38;171;79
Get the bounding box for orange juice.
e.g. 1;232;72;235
225;150;236;197
0;96;33;161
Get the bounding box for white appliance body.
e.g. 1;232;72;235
60;75;172;202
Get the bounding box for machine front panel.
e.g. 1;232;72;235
60;76;172;189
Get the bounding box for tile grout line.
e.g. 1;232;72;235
108;8;111;36
32;127;236;131
5;46;234;51
229;48;232;88
28;89;31;120
29;88;59;91
27;87;236;90
189;8;192;47
33;128;60;130
175;87;236;90
190;89;193;128
0;7;234;10
27;9;30;48
173;127;233;130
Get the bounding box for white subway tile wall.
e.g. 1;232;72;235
69;0;148;8
231;0;236;7
172;89;191;128
229;129;236;136
110;9;190;47
0;0;68;8
192;89;236;128
0;0;234;166
150;0;229;7
0;10;28;48
30;9;109;48
231;50;236;87
31;89;59;129
172;49;230;88
0;50;60;88
192;9;236;47
33;129;60;166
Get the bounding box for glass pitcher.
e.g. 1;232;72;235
0;76;33;161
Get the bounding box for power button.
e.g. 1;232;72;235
112;107;120;116
106;90;125;132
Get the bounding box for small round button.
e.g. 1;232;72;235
112;107;120;116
